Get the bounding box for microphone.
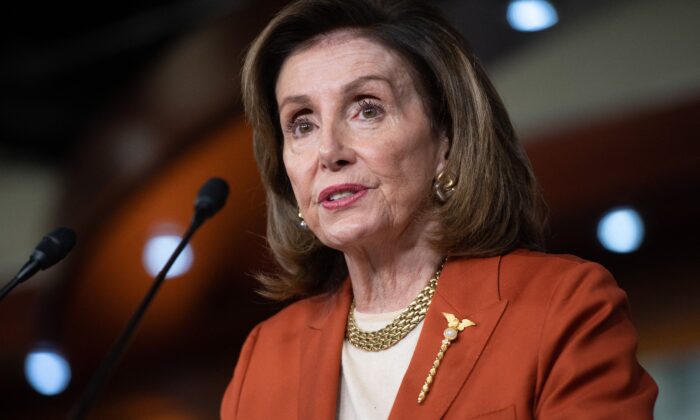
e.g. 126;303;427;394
0;227;77;301
192;177;230;228
70;177;230;420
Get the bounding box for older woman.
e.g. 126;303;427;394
221;0;657;419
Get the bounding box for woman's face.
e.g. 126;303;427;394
276;32;448;252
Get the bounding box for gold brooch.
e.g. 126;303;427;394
417;313;476;404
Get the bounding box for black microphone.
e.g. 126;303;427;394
0;227;77;302
70;177;230;420
192;177;230;228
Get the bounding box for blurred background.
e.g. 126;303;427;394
1;0;698;418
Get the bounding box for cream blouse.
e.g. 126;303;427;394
338;308;424;419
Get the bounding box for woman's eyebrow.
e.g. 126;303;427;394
278;94;311;112
278;75;392;111
342;75;392;96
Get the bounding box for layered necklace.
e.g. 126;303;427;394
345;259;446;352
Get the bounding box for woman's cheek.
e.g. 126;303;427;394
286;164;314;213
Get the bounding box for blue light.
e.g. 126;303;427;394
507;0;559;32
143;234;194;279
24;349;71;396
597;207;645;253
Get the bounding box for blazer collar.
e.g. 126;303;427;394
298;256;508;420
389;255;508;419
299;280;352;419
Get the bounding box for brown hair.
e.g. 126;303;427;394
242;0;547;300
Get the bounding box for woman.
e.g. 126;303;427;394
222;0;657;418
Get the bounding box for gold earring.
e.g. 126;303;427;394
298;211;308;230
433;171;455;203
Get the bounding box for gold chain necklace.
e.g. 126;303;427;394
345;259;446;352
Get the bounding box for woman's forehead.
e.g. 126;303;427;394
298;28;369;51
275;31;416;99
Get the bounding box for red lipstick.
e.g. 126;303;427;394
318;184;368;210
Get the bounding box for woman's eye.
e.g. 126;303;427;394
361;107;378;119
358;100;384;120
286;116;314;138
296;120;313;134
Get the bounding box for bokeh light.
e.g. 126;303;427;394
143;234;194;279
24;349;71;396
597;207;645;253
507;0;559;32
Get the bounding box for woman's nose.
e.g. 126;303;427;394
318;123;355;171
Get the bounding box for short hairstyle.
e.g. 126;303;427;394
242;0;547;300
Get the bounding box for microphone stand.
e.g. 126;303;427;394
0;271;25;301
1;260;41;301
69;212;207;420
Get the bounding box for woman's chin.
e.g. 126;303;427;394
314;223;381;252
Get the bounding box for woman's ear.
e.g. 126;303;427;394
435;133;450;175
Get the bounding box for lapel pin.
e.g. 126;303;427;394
417;312;476;404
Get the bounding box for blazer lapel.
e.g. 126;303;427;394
298;281;352;419
389;256;508;419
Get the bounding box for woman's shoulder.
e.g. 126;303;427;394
497;249;621;305
491;250;657;417
253;287;345;338
501;248;612;281
504;248;607;272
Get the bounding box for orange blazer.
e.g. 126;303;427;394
221;251;657;419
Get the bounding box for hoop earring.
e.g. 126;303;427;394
433;171;456;203
298;210;308;230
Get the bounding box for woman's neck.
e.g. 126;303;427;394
344;243;443;313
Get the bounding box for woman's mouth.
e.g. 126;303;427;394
318;184;369;210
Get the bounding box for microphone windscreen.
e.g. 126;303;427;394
194;177;230;218
32;227;77;269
